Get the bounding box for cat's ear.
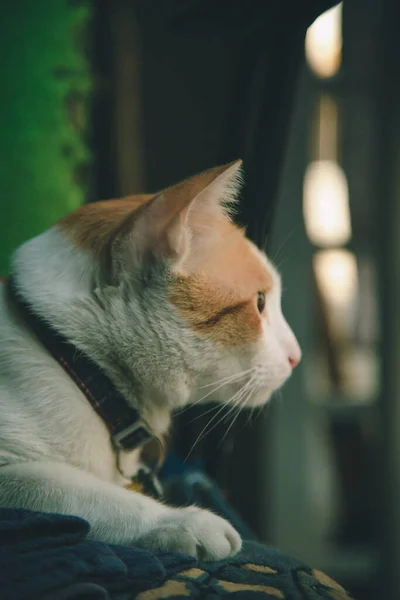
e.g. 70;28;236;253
109;160;242;277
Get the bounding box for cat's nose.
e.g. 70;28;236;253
287;338;301;369
279;316;302;370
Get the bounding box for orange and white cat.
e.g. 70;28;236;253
0;161;300;560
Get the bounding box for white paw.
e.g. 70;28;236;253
135;506;242;560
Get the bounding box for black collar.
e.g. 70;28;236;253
6;277;154;455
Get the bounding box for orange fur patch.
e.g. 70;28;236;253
170;274;261;346
170;230;273;347
58;195;154;258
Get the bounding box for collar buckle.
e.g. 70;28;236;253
112;420;153;452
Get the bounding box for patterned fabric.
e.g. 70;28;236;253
136;541;355;599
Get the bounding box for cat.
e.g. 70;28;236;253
0;160;300;560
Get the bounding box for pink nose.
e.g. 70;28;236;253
288;355;300;369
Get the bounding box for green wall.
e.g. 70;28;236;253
0;1;91;275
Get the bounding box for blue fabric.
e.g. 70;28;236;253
0;508;195;600
0;505;356;600
0;465;356;599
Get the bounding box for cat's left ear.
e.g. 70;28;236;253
110;159;242;276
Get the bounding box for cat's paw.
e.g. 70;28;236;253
136;506;242;561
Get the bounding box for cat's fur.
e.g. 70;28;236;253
0;161;300;560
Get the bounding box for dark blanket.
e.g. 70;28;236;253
0;507;195;600
0;506;355;600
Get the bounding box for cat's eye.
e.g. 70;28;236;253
257;291;266;314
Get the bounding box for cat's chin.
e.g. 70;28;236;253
225;375;291;408
188;375;288;410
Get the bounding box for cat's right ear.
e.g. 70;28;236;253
106;161;242;282
105;190;193;282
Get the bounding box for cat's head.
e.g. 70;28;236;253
37;161;300;422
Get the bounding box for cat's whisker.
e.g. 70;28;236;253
256;400;271;427
197;368;253;389
197;380;249;432
241;380;262;427
220;396;244;426
184;380;252;461
219;379;258;444
216;380;256;448
184;403;229;461
270;226;297;267
219;388;252;446
187;402;222;424
176;369;252;416
244;403;257;429
221;378;254;424
187;372;256;425
244;380;266;427
221;378;257;434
